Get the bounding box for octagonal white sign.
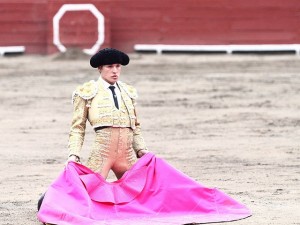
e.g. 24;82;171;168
53;4;105;55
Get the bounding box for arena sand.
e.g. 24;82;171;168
0;52;299;224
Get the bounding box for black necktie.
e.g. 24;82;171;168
108;86;119;109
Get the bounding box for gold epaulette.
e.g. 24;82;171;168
118;81;138;99
72;80;98;103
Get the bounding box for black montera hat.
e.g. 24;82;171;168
90;48;130;68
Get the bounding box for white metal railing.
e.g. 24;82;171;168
0;46;25;56
134;44;300;55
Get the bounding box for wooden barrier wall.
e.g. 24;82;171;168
0;0;300;54
0;0;48;54
110;0;300;51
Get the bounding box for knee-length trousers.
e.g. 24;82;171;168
86;127;137;179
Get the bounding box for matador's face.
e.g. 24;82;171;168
98;64;122;85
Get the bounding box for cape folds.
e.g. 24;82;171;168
37;153;251;225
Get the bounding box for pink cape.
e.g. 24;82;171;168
37;153;251;224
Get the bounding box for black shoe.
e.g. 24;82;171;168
37;193;46;211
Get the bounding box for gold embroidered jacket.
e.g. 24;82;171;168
68;79;147;157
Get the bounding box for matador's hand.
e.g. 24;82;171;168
65;155;81;166
137;149;149;158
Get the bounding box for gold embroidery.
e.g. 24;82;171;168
75;80;98;100
68;80;147;157
68;94;88;157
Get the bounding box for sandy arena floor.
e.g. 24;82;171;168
0;52;299;224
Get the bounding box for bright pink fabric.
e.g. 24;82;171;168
37;153;251;224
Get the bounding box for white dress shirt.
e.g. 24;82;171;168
100;77;121;109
